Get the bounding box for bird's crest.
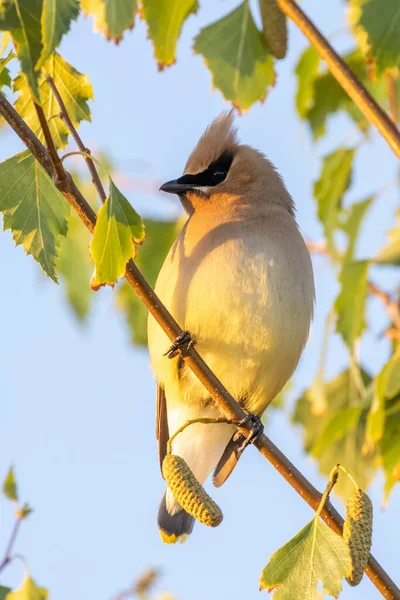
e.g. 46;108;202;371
184;110;238;175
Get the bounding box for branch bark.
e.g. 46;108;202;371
277;0;400;160
0;90;399;599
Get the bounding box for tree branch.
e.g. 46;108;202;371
277;0;400;160
0;517;22;575
0;90;398;600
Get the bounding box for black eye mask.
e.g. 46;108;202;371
177;151;234;187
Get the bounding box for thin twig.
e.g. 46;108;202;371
33;102;65;183
46;75;107;204
0;90;398;600
0;518;22;575
167;418;235;454
277;0;400;160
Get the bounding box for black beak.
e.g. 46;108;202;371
159;179;193;195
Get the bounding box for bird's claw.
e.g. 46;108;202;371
237;412;264;452
164;331;195;359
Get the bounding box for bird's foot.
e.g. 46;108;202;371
237;412;264;452
164;330;195;359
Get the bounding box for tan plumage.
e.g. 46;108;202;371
148;111;314;542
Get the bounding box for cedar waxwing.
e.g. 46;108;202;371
148;111;314;543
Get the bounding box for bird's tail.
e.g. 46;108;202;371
158;491;195;543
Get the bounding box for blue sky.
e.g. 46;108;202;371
1;1;399;599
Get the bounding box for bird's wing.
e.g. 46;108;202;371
212;433;246;487
156;384;169;476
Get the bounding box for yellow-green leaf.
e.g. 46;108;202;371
193;1;275;111
3;465;17;501
334;260;370;348
38;0;80;69
376;213;400;265
0;50;14;89
14;52;93;150
260;517;351;599
312;406;363;457
340;197;373;262
90;178;145;290
81;0;136;42
7;576;48;600
142;0;197;69
314;147;355;258
0;151;70;281
0;0;43;100
0;32;12;57
294;46;319;118
358;0;400;75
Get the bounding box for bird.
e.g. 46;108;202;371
147;111;314;543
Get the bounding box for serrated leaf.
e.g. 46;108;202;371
142;0;197;69
335;260;370;348
38;0;80;69
90;178;145;290
314;148;355;258
58;211;92;320
0;50;14;89
14;52;93;151
0;586;11;600
312;406;363;457
7;576;48;600
358;0;400;75
294;46;319;118
340;197;372;262
0;150;70;281
376;213;400;265
3;465;17;501
116;218;180;345
81;0;136;42
0;0;43;100
260;517;351;599
292;369;375;500
193;1;275;111
0;32;12;57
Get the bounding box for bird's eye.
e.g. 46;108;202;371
212;170;226;183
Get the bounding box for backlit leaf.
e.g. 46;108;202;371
7;576;48;600
312;406;363;457
293;369;375;500
314;147;355;258
260;517;351;599
0;0;43;100
0;50;14;89
366;349;400;446
376;213;400;266
3;465;17;501
294;46;319;118
193;1;275;111
38;0;80;68
116;218;180;345
0;151;70;281
340;197;373;262
0;33;12;57
380;399;400;501
334;260;370;348
142;0;197;69
14;52;93;150
358;0;400;75
81;0;136;42
90;178;145;290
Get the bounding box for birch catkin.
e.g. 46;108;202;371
343;489;373;586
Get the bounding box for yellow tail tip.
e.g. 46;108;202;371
159;529;189;545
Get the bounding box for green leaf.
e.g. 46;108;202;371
312;406;363;457
90;178;145;290
380;402;400;501
7;576;48;600
0;151;70;281
193;1;275;111
58;211;93;321
260;517;351;599
376;213;400;265
38;0;80;69
14;52;93;151
116;218;180;345
294;46;319;118
3;465;18;501
0;0;43;100
0;32;12;57
0;586;11;600
292;369;375;500
0;50;14;89
334;260;370;348
340;197;373;262
142;0;197;69
81;0;136;42
314;147;355;258
358;0;400;75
